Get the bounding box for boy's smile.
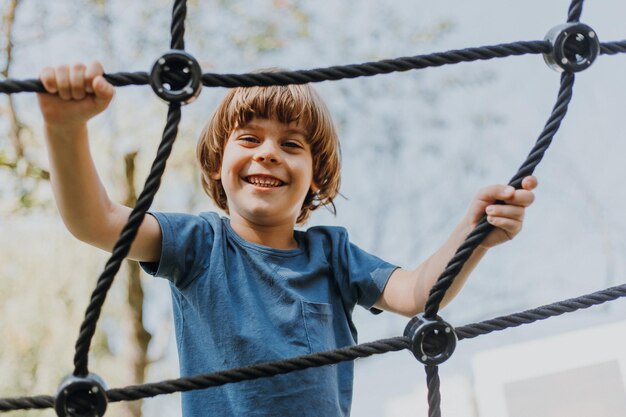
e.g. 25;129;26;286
213;117;315;244
244;174;286;188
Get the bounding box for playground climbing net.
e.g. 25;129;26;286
2;0;626;416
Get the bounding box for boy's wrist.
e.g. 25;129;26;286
44;122;88;139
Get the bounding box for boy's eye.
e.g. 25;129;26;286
282;141;302;149
239;136;259;144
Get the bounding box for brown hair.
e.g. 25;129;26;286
196;78;341;224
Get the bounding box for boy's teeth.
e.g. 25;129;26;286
247;176;282;187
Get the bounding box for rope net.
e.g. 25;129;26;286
1;0;625;415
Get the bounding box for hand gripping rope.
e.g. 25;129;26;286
0;0;625;416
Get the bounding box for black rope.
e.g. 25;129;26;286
0;40;548;94
170;0;186;50
0;337;408;411
456;281;626;341
3;40;624;95
568;0;584;23
72;103;182;377
423;72;575;320
199;41;551;87
106;337;408;402
0;396;54;412
4;276;626;411
426;366;441;417
600;40;626;55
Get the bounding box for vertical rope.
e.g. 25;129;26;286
567;0;584;23
170;0;187;50
72;104;182;377
423;72;576;319
426;366;442;417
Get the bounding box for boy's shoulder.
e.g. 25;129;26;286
148;210;223;239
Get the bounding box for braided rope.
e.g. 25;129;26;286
73;103;182;377
0;396;54;411
568;0;584;23
170;0;186;50
426;366;442;417
3;275;626;411
2;41;624;95
456;281;626;341
423;72;575;320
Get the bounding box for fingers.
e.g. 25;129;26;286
521;175;538;191
69;63;86;100
39;61;110;100
39;66;58;94
486;204;524;222
476;177;536;207
486;216;521;239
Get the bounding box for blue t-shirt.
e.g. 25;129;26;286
140;212;397;417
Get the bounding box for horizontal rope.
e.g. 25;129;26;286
456;281;626;340
0;337;408;411
1;40;623;96
3;278;626;411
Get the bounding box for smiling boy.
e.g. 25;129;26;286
38;61;537;416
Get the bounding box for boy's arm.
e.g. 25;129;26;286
374;177;537;317
39;62;162;263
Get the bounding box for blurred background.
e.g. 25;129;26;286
1;0;626;416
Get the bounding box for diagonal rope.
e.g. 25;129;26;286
423;72;575;320
567;0;584;23
72;103;182;377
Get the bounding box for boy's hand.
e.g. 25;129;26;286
37;61;114;130
466;176;538;249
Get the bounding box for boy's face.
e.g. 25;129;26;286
213;117;315;227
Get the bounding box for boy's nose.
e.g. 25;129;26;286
254;153;277;163
253;147;280;164
255;154;276;163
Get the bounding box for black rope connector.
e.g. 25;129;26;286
543;22;600;72
54;374;108;417
149;50;202;104
404;314;457;366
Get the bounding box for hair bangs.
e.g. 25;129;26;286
228;85;316;136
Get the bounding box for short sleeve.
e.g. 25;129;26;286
139;212;215;288
330;228;398;311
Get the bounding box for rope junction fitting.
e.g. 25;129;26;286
404;315;457;366
0;0;625;416
149;50;202;104
54;374;107;417
544;22;600;72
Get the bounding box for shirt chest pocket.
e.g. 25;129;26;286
301;300;335;354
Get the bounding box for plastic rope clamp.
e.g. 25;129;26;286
404;314;457;366
543;22;600;73
149;50;202;104
54;373;108;417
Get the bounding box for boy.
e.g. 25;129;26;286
37;61;537;416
